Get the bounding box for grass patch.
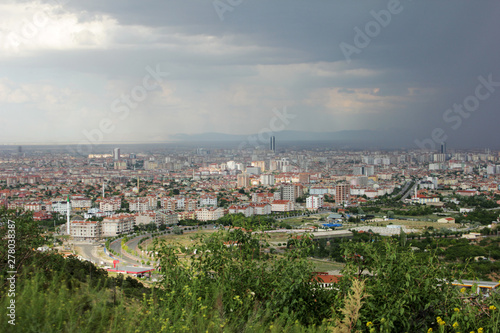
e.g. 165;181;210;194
309;258;345;272
143;229;217;250
365;219;461;229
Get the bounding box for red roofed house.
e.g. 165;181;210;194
312;272;343;289
33;211;52;221
438;217;456;224
456;190;479;197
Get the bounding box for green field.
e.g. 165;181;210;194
362;218;461;230
279;214;330;225
309;258;344;272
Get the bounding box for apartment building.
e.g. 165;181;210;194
280;183;304;202
249;203;272;215
100;197;122;212
306;195;324;210
228;205;254;217
160;197;176;210
237;173;250;188
155;209;179;225
71;197;92;211
102;213;135;237
128;197;157;212
336;184;350;205
271;200;295;212
70;220;102;241
199;195;217;207
195;207;226;221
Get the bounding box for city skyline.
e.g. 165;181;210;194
0;1;499;148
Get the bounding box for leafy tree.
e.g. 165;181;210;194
120;200;129;211
340;239;460;332
0;208;45;276
154;228;336;327
172;226;183;235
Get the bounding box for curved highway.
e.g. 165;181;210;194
109;238;144;266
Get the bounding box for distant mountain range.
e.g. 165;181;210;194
3;128;494;150
169;129;416;149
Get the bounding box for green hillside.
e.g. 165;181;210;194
1;208;499;332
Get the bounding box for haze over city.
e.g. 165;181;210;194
0;0;499;149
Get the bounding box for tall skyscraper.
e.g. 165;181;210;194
440;142;446;155
113;148;120;160
270;136;276;152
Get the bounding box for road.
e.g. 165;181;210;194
400;182;418;201
75;238;155;268
76;224;238;268
126;234;149;254
109;239;143;266
394;181;412;198
76;244;103;265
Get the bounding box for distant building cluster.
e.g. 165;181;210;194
1;144;500;241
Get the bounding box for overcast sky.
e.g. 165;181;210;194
0;0;499;148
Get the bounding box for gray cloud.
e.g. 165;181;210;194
0;0;499;148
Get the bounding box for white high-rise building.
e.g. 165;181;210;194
113;148;120;160
260;174;275;186
306;195;324;210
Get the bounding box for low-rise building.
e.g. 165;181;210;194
438;217;456;223
412;195;440;205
